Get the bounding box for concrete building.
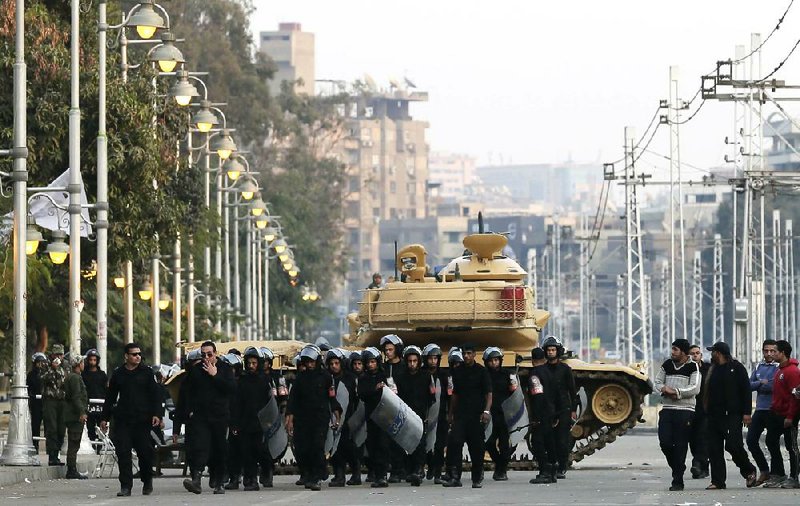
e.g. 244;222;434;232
259;23;315;96
429;152;478;199
338;86;431;300
379;216;469;274
764;112;800;171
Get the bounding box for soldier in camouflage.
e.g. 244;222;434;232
41;343;69;466
63;353;88;479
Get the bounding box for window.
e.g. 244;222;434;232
446;232;461;243
349;230;359;244
373;207;381;217
346;202;359;219
390;182;397;193
348;176;360;192
695;194;717;204
365;107;374;118
372;155;380;166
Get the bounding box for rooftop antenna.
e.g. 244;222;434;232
364;73;377;92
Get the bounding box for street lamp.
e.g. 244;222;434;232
263;226;277;243
169;69;200;106
148;31;184;72
272;238;287;254
113;273;126;289
224;158;243;181
127;0;166;40
238;179;257;201
211;129;237;160
249;196;266;216
25;221;43;256
46;230;69;265
138;278;154;301
158;287;171;310
192;100;218;133
288;266;300;278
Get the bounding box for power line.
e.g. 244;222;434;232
756;35;800;83
670;98;707;125
735;0;795;64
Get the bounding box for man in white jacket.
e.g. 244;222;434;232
654;338;701;491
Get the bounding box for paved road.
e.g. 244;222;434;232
1;431;796;505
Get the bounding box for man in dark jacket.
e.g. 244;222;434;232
27;353;47;451
286;346;342;491
704;341;757;489
231;347;272;491
528;347;560;484
542;336;577;479
327;349;361;487
81;348;108;443
177;341;236;495
484;346;512;481
358;347;391;488
444;343;492;489
688;344;711;479
397;345;435;486
101;342;162;497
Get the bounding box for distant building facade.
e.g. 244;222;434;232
259;23;315;95
428;151;478;199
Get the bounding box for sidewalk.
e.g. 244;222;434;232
0;454;95;487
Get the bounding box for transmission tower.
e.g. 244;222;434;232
691;251;704;348
787;220;797;351
667;66;688;343
772;210;782;341
658;260;670;359
616;274;625;357
713;234;725;344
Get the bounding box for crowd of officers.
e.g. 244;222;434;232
25;335;578;496
656;338;800;492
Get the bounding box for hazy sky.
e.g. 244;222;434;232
252;1;800;177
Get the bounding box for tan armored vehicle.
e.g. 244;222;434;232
347;218;651;465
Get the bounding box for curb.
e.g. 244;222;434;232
0;458;94;487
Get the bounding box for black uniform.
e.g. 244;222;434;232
705;359;756;488
450;361;492;484
102;364;162;492
82;367;108;441
330;370;361;485
546;361;577;474
487;366;512;476
397;367;436;481
287;367;342;484
689;360;710;476
529;364;562;476
358;367;391;481
384;360;407;480
231;370;272;487
426;368;449;480
26;367;44;450
176;359;236;488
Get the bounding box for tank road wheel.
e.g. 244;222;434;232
590;383;633;425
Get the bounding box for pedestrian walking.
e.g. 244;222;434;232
484;346;512;481
746;339;780;486
100;342;162;497
688;344;710;479
541;335;577;479
63;353;88;480
766;339;800;489
177;341;236;495
443;343;491;489
81;348;108;443
528;347;560;484
703;341;758;490
654;339;700;491
41;343;68;466
27;352;47;451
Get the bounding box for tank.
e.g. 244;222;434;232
347;216;652;466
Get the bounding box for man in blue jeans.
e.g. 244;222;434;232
746;339;780;486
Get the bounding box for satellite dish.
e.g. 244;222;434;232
404;77;417;88
389;77;402;89
364;73;377;91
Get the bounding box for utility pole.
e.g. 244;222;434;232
615;275;625;358
772;210;782;342
787;220;797;351
691;251;704;349
526;248;537;306
658;260;670;359
712;234;725;344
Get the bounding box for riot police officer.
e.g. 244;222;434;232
442;347;464;484
541;335;577;479
286;345;342;491
41;343;68;466
177;341;236;495
381;334;407;483
423;343;448;482
326;348;360;487
444;343;492;488
358;347;391;488
258;346;284;488
347;350;366;485
484;346;512;481
231;347;272;492
27;352;47;451
397;345;435;486
528;347;559;484
81;348;108;443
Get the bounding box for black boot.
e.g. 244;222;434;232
65;466;88;480
183;471;202;494
142;477;153;495
433;466;444;484
48;452;64;466
330;465;346;487
530;464;557;484
243;478;260;491
260;466;274;488
224;475;240;490
442;469;462;487
493;463;508;481
370;475;388;488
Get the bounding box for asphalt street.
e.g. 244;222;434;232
1;430;798;505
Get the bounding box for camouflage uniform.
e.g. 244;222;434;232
41;344;69;464
64;354;88;476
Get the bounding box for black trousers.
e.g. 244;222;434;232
365;419;390;478
86;411;102;441
331;424;360;477
765;412;798;479
30;402;43;450
530;421;557;470
708;414;756;487
486;410;510;471
689;411;709;473
239;430;267;482
554;411;573;472
293;417;327;482
405;430;427;477
658;409;693;486
111;419;154;489
747;409;775;474
451;416;485;483
389;438;406;477
187;418;228;485
226;431;242;479
427;415;449;472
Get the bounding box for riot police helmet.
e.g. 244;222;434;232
541;335;564;355
482;346;503;363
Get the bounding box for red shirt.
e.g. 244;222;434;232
771;358;800;420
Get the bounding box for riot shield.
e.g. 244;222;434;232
325;381;350;456
501;380;529;446
369;387;423;454
257;396;288;460
425;377;441;452
348;400;367;447
484;416;493;442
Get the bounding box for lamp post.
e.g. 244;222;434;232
151;254;160;364
68;0;82;356
0;0;39;466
